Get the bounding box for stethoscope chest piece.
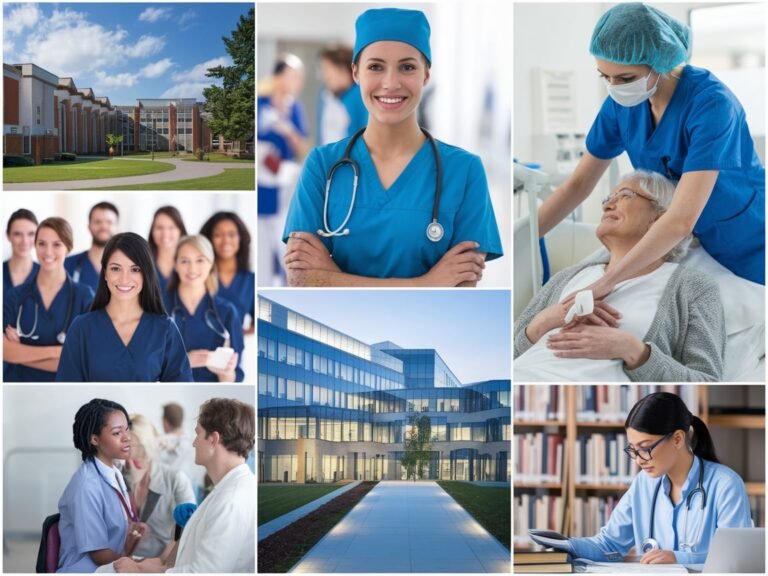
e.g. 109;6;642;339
426;221;444;243
641;538;660;553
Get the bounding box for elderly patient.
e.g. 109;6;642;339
514;170;725;382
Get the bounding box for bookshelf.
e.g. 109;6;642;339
514;385;765;548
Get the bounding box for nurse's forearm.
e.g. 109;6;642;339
538;152;611;237
3;338;61;363
90;549;122;566
22;358;60;373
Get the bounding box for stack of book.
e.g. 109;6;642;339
575;385;698;422
515;431;564;483
515;385;566;421
514;494;564;546
573;495;620;537
749;494;765;527
514;549;572;573
575;432;637;485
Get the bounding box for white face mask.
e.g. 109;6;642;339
606;71;660;107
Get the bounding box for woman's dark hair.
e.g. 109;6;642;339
147;206;187;259
199;212;252;272
73;399;130;461
6;209;38;234
625;391;719;463
321;45;354;69
91;232;167;315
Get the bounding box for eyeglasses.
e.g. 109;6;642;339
623;432;674;461
601;187;657;208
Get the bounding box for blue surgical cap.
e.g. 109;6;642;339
353;8;431;67
589;3;691;73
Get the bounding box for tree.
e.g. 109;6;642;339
203;7;254;142
400;414;433;480
105;133;123;158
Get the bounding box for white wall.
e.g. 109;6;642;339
3;385;254;535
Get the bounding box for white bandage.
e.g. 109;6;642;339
564;290;594;324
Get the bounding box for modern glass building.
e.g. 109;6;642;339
257;297;511;484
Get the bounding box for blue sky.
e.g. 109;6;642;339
3;3;251;103
261;291;511;384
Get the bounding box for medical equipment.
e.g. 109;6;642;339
91;459;138;523
15;275;75;344
513;161;551;296
71;253;87;284
642;456;706;553
170;295;231;348
564;290;594;323
318;127;444;243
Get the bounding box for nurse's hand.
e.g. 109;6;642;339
188;350;210;369
4;326;20;343
124;522;150;555
640;550;677;564
422;241;485;287
562;277;616;311
113;557;139;573
546;325;650;368
285;232;340;273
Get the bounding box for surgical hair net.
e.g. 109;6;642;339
353;8;431;66
590;3;691;73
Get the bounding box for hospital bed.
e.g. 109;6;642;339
514;215;766;382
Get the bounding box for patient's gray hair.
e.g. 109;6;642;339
617;169;692;262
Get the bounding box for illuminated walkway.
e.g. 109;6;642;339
290;481;511;573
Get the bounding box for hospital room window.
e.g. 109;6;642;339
689;3;765;71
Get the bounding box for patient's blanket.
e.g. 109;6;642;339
514;262;677;382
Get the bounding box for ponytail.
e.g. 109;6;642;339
690;415;719;463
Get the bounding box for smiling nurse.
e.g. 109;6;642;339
283;8;503;287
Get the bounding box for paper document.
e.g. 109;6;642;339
573;558;688;573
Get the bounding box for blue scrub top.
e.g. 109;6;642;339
57;459;128;573
3;276;93;382
64;251;100;293
156;268;171;294
3;260;39;292
283;136;504;278
587;65;765;284
163;291;245;382
217;270;255;331
258;95;308;215
55;308;193;382
569;457;752;566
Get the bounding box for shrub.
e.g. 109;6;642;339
194;148;205;161
3;155;34;167
60;152;77;161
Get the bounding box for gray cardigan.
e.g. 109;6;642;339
514;258;726;382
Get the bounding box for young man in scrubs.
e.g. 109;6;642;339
283;8;503;287
65;202;120;293
537;2;765;304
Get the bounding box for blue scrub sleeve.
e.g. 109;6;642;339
292;101;309;138
450;155;504;261
3;287;20;331
682;95;744;173
160;320;193;382
673;470;752;565
586;98;626;160
224;301;245;382
55;316;87;382
73;480;113;554
569;482;636;561
282;148;334;252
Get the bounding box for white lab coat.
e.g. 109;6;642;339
166;463;255;573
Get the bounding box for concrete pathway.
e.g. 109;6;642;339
258;481;362;541
290;481;511;573
4;157;254;190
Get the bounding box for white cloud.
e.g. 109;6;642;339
141;58;173;79
160;82;210;100
178;10;197;31
14;8;165;78
4;39;14;56
171;57;230;83
4;4;41;36
94;71;139;88
138;7;172;23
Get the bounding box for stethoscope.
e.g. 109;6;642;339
642;456;707;553
170;293;231;348
15;273;75;344
91;459;138;523
318;126;445;242
71;252;87;283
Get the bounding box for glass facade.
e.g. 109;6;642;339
258;297;511;483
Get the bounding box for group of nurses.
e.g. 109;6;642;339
537;2;764;305
200;212;256;334
148;206;188;293
64;202;120;294
162;235;244;382
58;399;148;572
283;8;503;287
4;209;39;291
3;218;94;382
56;232;193;382
539;393;752;566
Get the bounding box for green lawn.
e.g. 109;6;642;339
181;152;254;163
82;168;255;191
437;481;511;549
4;158;175;183
258;483;349;525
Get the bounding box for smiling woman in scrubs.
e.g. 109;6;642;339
538;3;765;299
200;213;255;334
4;209;39;291
58;399;149;572
55;233;192;382
283;8;503;287
536;392;751;565
148;206;187;293
163;235;244;382
3;218;93;382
